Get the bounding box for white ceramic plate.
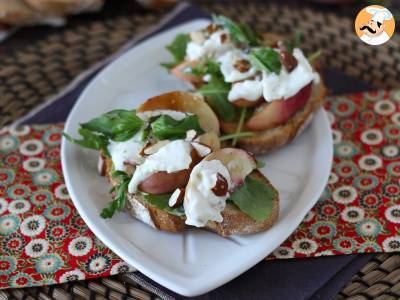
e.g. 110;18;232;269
61;20;333;296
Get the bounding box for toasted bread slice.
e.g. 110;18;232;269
205;170;279;236
102;155;278;236
25;0;103;15
0;0;39;25
221;81;327;155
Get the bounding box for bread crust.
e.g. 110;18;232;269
221;81;327;155
103;156;279;236
25;0;103;15
0;0;103;26
0;0;39;26
205;170;279;236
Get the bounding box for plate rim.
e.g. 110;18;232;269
61;19;333;296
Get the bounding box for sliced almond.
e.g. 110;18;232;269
97;154;106;176
142;140;170;155
190;31;205;44
168;188;185;208
220;33;228;44
211;173;229;197
139;141;151;156
123;163;136;176
191;142;211;157
185;129;198;141
233;59;251;73
280;50;298;72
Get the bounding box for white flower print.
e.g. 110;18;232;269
385;205;400;224
19;140;44;156
360;129;383;145
358;154;382;171
8;199;31;214
20;215;46;237
68;236;93;257
341;206;365;223
382;236;400;252
0;198;8;215
59;269;85;282
272;246;295;259
54;184;70;200
110;262;136;275
292;238;318;255
332;130;342;144
374;100;396;116
23;157;46;172
9;126;30;136
25;239;49;258
333;186;357;204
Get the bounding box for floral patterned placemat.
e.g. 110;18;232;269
269;90;400;259
0;90;399;289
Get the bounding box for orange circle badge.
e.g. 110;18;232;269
355;5;395;45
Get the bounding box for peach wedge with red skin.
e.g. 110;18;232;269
137;90;220;136
246;83;313;131
170;60;202;87
139;150;202;195
204;148;257;187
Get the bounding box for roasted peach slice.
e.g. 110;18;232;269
139;150;202;195
246;83;312;131
170;60;202;86
137;91;220;136
204;148;256;187
232;98;263;107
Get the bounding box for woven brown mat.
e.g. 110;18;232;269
0;1;399;299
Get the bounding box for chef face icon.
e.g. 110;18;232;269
360;19;386;38
355;5;395;46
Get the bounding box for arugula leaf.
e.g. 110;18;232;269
255;160;266;168
239;23;260;46
219;131;255;141
81;109;143;142
249;48;281;74
198;76;237;122
142;193;185;217
229;174;277;221
188;60;222;78
63;129;110;156
100;171;131;218
283;31;302;53
161;33;190;69
232;107;247;147
307;49;322;63
140;126;150;142
151;115;204;140
212;15;259;46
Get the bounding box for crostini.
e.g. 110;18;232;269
64;91;279;236
162;16;327;154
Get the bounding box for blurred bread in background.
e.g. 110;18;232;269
0;0;104;27
25;0;104;15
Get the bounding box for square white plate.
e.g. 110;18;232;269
61;20;333;296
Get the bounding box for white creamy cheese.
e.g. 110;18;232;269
184;160;231;227
228;78;263;102
128;140;193;193
107;131;145;171
261;48;320;102
217;50;257;82
228;48;319;102
137;109;191;122
186;29;233;61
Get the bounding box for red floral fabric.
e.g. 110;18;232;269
269;90;400;259
0;90;399;288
